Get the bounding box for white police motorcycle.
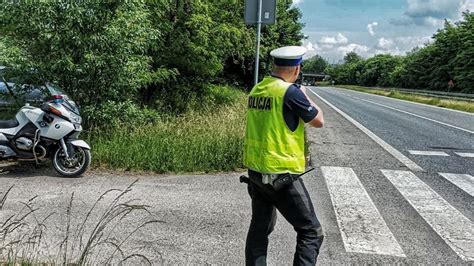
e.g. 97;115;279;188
0;83;91;177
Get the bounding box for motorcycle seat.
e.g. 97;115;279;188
0;119;19;129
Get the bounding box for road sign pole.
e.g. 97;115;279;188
254;0;263;85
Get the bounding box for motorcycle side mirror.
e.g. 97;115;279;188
41;103;50;112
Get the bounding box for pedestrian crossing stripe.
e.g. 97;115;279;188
321;167;406;257
322;167;474;261
408;150;449;156
439;173;474;197
455;152;474;158
382;170;474;261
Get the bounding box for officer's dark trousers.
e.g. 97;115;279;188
245;170;323;266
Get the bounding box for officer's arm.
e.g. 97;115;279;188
300;86;324;128
308;108;324;128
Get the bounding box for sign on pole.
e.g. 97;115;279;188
245;0;277;25
245;0;277;85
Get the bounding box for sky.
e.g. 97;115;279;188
293;0;474;63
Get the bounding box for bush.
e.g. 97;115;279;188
86;86;247;173
206;84;245;106
152;82;246;114
82;100;160;130
90;98;246;173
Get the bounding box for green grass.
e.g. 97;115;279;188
335;85;474;113
87;86;247;174
314;81;331;86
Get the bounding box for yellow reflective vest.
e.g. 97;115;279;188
243;76;305;174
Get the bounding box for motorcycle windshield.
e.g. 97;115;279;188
45;83;80;115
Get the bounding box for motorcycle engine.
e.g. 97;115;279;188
15;137;34;151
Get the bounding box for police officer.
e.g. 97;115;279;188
243;46;324;266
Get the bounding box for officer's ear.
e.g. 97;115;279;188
295;65;301;76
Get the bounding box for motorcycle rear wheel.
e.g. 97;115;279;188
52;146;91;177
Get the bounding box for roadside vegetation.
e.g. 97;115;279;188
327;12;473;93
0;1;304;173
304;12;473;95
87;86;247;173
335;85;474;113
300;12;473;113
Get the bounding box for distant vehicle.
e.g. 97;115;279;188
0;66;49;107
0;82;45;107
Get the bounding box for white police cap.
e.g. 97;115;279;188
270;46;307;66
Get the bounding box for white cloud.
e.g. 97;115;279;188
459;0;473;18
302;40;320;58
319;36;337;45
336;33;349;44
319;36;336;45
318;33;348;45
305;41;319;51
460;0;474;10
377;37;394;50
292;0;303;5
367;22;378;36
374;46;404;56
423;17;444;27
394;36;431;46
337;43;370;55
305;33;434;62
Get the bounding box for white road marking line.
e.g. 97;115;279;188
351;95;474;134
327;86;474;116
322;167;406;257
439;173;474;197
408;150;450;156
455;152;474;158
309;89;425;172
382;170;474;261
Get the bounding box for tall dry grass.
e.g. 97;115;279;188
0;181;159;264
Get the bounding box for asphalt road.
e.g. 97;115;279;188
310;86;473;175
306;86;473;265
0;86;473;265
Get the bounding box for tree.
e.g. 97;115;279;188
327;11;473;93
0;0;308;111
325;52;365;85
358;54;402;87
302;55;328;74
0;2;158;106
344;52;362;64
402;12;473;92
450;12;474;93
223;0;305;87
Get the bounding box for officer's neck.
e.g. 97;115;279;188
271;72;293;83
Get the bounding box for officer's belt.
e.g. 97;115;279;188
240;168;315;191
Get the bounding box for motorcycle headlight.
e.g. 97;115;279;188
71;114;82;124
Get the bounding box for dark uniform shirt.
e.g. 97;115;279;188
278;78;318;132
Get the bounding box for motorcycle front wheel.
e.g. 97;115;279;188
52;146;91;177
